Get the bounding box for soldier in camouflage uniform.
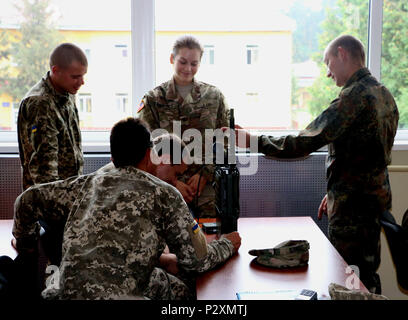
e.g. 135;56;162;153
12;118;241;299
138;35;230;219
232;35;399;294
15;43;88;296
17;43;87;190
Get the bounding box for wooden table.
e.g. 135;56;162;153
197;217;368;300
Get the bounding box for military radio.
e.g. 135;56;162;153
213;109;240;234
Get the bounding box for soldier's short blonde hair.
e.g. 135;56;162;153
50;43;88;69
326;35;365;65
172;35;204;59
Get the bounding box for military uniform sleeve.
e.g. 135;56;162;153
259;91;367;158
137;94;161;131
216;91;230;129
162;187;234;273
20;97;60;184
12;176;83;249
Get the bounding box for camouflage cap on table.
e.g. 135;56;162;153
248;240;310;268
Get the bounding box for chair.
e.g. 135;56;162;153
380;210;408;291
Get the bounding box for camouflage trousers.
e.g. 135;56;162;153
328;222;382;294
327;191;385;294
143;268;196;300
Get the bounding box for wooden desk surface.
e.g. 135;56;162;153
197;217;367;300
0;220;16;259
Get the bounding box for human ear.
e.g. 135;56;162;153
337;46;347;61
51;65;60;74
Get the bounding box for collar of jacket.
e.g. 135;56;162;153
342;67;371;90
43;71;70;105
166;76;202;102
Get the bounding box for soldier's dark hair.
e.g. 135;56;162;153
110;117;152;168
50;43;88;69
327;35;365;65
152;134;189;165
172;35;204;59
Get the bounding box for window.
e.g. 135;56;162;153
155;0;367;130
84;49;91;62
381;1;408;130
78;94;92;114
116;93;129;113
0;0;407;151
246;45;259;65
0;0;131;139
115;44;128;58
202;45;215;65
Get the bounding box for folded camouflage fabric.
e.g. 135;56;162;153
248;240;310;268
328;283;389;300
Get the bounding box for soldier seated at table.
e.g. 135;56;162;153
12;117;241;300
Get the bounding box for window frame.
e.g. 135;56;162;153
0;0;407;154
246;45;259;65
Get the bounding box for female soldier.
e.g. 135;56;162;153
138;35;230;218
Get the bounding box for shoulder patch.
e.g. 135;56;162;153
137;99;145;113
192;221;200;234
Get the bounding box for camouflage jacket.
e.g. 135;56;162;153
138;77;229;182
13;166;235;299
17;72;83;190
258;68;399;224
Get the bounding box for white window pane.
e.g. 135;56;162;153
154;0;369;130
381;0;408;131
0;0;132;134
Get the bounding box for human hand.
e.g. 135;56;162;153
11;237;36;255
221;124;251;148
11;238;17;252
159;253;179;275
222;231;241;253
175;180;195;203
318;194;328;220
187;174;207;197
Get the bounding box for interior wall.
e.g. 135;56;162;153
378;149;408;299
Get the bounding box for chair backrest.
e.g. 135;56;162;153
402;209;408;232
380;210;408;291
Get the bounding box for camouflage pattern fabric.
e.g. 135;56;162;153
138;77;230;218
17;72;83;190
248;240;310;268
13;165;235;300
258;68;399;293
328;283;388;300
